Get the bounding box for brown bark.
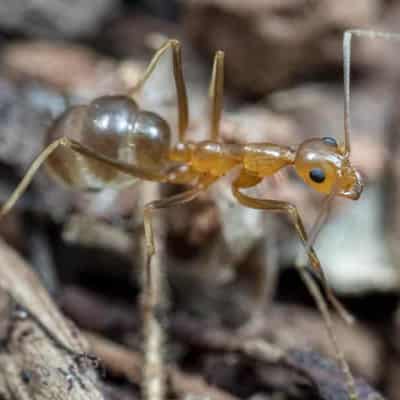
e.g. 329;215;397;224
0;239;105;400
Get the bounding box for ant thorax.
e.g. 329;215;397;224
170;141;294;179
242;143;294;177
45;95;171;189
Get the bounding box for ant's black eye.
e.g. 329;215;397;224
309;168;325;183
322;136;337;147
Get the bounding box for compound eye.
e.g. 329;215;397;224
322;136;337;147
309;168;325;183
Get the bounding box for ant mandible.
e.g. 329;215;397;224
0;30;394;321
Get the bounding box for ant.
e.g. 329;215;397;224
0;29;396;400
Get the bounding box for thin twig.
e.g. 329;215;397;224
0;239;105;400
86;331;239;400
138;182;167;400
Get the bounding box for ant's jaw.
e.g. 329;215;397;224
342;185;363;200
338;169;363;200
338;142;350;158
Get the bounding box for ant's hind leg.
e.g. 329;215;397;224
0;138;168;218
0;138;69;218
209;50;225;141
343;29;400;154
129;39;189;142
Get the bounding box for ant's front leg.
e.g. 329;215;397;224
231;173;353;324
231;170;359;400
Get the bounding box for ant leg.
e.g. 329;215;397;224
0;138;168;218
144;187;202;286
231;176;359;399
231;180;353;323
129;39;189;141
143;174;216;290
343;29;400;155
0;138;69;218
209;50;225;141
141;174;214;400
68;140;168;181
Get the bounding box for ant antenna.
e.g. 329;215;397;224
343;29;400;155
305;180;339;254
343;31;352;155
305;190;336;255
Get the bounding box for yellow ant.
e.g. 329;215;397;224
0;29;396;400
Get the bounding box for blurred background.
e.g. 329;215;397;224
1;0;400;399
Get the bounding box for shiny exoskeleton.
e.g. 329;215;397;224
2;30;394;400
46;96;172;189
0;37;365;306
45;92;363;197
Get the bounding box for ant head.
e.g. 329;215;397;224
294;137;363;200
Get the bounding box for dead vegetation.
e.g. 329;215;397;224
0;1;400;400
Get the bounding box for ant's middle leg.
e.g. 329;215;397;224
0;138;169;218
143;174;217;294
209;50;225;141
128;39;189;142
140;172;215;400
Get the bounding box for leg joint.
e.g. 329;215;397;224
59;137;70;147
284;203;297;217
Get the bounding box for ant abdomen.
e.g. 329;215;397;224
46;95;171;190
